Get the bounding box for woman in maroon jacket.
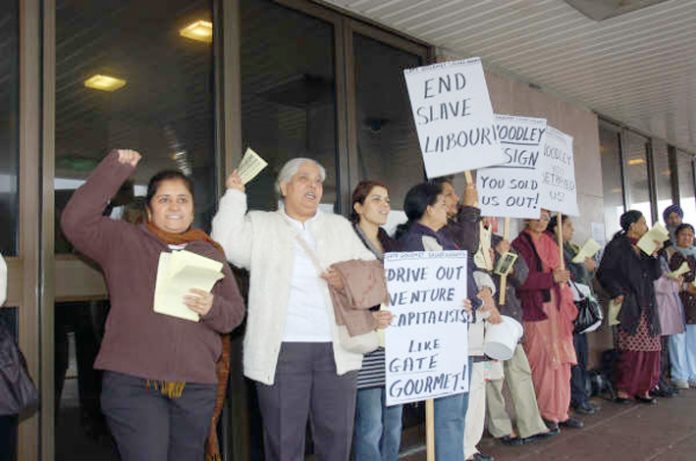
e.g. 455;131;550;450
511;209;581;433
61;149;245;461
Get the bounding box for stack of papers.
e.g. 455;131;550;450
571;239;602;263
636;222;670;255
669;261;690;278
238;148;268;184
154;250;225;322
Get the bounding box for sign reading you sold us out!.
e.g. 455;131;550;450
404;57;506;178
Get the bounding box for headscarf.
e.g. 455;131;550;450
620;210;643;232
663;204;683;223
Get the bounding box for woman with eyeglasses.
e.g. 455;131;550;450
511;209;582;433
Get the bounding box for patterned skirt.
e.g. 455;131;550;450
618;313;661;352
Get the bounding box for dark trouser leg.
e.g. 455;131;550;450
309;343;357;461
570;333;589;407
255;343;314;461
100;371;170;461
0;415;17;461
168;382;217;461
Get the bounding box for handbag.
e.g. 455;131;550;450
0;324;40;415
287;224;380;354
571;281;603;334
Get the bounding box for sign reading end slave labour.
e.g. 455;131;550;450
384;251;469;406
404;58;505;178
477;115;547;219
539;126;579;216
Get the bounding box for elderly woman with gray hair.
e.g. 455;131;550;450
212;158;391;461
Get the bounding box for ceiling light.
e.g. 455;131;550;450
627;158;645;166
84;74;126;92
180;20;213;43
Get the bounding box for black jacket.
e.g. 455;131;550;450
596;233;662;336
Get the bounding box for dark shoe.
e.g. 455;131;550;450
522;429;559;444
472;453;494;461
650;386;675;398
543;419;560;431
498;435;524;446
613;396;632;404
573;401;597;415
559;417;584;429
635;395;657;405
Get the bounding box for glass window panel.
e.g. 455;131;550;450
0;1;19;256
241;0;337;212
652;139;673;219
623;130;652;222
54;1;215;457
353;33;423;202
599;122;623;240
677;150;696;224
55;0;216;254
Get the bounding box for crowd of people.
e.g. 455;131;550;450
3;149;691;460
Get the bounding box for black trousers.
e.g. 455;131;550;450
570;332;590;407
101;371;216;461
0;415;17;461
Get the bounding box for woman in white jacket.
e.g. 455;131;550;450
212;158;390;461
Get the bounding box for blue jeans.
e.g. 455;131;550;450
434;391;469;461
353;387;403;461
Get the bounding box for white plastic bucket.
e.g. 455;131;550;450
484;315;523;361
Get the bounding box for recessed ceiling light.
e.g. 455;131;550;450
84;74;126;92
627;158;645;166
180;20;213;43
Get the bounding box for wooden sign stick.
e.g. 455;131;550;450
498;217;511;306
557;212;565;270
426;399;435;461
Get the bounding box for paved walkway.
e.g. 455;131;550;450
402;388;696;461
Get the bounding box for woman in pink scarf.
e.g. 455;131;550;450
511;210;582;432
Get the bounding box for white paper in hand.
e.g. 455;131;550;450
237;148;268;185
571;239;602;264
154;250;224;321
636;222;669;255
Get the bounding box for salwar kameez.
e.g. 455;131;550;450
616;314;661;396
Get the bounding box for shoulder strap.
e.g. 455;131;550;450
281;217;325;275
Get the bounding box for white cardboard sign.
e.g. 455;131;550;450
403;58;505;179
538;126;579;216
477;115;546;219
384;251;469;406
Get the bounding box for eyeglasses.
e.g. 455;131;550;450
539;214;550;222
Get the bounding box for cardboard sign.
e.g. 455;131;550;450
477;115;546;219
384;251;469;406
539;126;579;215
404;58;505;178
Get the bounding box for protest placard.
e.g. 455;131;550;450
404;58;505;178
539;126;579;216
477;115;546;219
384;251;469;406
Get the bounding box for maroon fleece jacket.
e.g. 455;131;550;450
61;151;245;384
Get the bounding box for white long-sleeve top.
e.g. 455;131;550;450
0;253;6;306
211;189;375;385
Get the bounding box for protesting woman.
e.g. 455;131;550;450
212;159;389;461
349;180;402;461
596;210;663;403
666;223;696;388
61;149;245;460
511;209;581;432
395;181;480;461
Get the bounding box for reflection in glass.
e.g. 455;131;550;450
353;34;423;204
0;1;19;256
599;123;623;239
677;151;696;225
653;140;673;221
54;1;215;458
623;131;652;222
241;0;337;212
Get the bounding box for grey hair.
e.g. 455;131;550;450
275;158;326;198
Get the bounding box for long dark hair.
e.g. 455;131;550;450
613;209;643;239
395;182;442;239
146;170;195;208
350;180;388;224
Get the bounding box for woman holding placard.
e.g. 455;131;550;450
596;210;663;404
349;180;403;461
511;209;582;432
61;150;245;460
395;182;480;461
666;223;696;389
548;214;599;415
